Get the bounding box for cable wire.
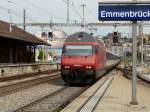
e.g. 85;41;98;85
23;0;67;21
61;0;83;21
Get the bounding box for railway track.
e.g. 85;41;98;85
0;71;60;96
117;66;150;84
0;70;59;82
11;68;117;112
15;86;67;112
61;70;116;112
0;63;119;112
15;86;87;112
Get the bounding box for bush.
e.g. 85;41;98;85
38;50;45;60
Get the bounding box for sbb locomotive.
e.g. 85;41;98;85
61;32;106;84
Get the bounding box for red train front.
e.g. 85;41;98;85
61;32;106;84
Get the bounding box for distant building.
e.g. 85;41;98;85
103;32;121;45
0;21;49;63
141;34;150;44
139;45;150;62
37;30;67;48
36;30;67;62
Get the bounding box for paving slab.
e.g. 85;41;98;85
94;71;150;112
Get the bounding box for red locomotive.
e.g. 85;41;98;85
61;32;106;84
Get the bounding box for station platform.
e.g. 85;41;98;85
95;72;150;112
0;63;59;79
62;71;150;112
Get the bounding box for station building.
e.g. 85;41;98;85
0;21;49;63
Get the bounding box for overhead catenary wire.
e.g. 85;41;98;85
0;5;36;22
61;0;83;22
23;0;53;15
6;0;63;23
6;0;46;17
23;0;68;21
0;6;22;19
2;0;83;22
86;7;94;17
0;0;40;22
4;0;70;22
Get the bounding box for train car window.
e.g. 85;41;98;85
64;45;93;56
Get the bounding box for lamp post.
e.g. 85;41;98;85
130;0;138;105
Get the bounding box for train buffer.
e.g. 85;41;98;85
62;70;150;112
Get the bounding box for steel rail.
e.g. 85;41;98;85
0;72;60;96
14;86;68;112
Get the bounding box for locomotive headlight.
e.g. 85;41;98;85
64;66;70;69
86;66;92;69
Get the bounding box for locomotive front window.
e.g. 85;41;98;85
64;45;93;56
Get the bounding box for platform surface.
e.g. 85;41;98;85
94;71;150;112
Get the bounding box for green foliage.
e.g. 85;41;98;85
38;50;45;60
49;52;53;57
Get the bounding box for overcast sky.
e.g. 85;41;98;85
0;0;149;36
0;0;99;23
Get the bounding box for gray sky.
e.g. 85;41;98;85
0;0;149;36
0;0;98;23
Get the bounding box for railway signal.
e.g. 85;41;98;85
113;32;119;44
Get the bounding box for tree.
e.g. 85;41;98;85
38;50;45;60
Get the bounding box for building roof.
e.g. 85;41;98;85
0;21;50;45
